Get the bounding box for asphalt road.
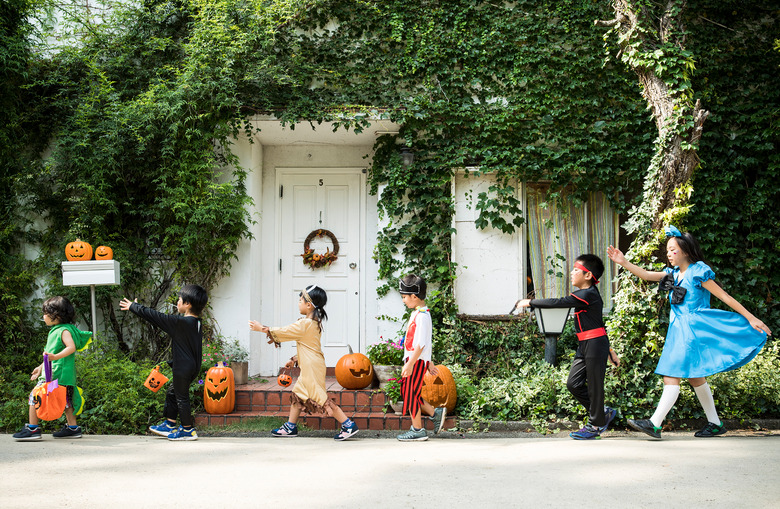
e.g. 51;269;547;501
2;430;779;508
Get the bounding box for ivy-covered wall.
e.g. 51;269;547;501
1;0;777;426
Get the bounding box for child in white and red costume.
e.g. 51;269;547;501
396;274;447;441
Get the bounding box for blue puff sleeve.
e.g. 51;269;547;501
690;261;715;287
664;267;674;275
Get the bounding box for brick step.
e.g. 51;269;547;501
233;376;388;414
195;410;457;432
197;375;456;431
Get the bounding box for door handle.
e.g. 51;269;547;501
349;263;357;269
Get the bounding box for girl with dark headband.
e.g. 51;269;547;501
249;285;359;440
608;226;771;439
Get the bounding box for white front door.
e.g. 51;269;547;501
275;169;363;367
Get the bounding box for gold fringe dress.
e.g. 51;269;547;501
268;318;329;413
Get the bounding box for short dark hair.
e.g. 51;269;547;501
42;296;76;324
180;284;208;316
400;274;427;299
575;254;604;283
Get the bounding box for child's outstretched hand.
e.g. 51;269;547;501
608;348;621;368
248;320;268;333
749;317;772;336
119;298;137;311
606;245;626;266
428;364;439;376
30;364;42;381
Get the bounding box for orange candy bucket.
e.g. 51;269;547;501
144;365;169;392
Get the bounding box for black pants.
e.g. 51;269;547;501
566;336;609;427
163;371;197;427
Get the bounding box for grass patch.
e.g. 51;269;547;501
199;416;310;436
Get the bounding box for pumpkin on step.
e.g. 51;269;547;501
65;239;93;261
421;364;457;413
204;362;235;414
335;346;373;390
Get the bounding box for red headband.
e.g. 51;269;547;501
574;262;599;284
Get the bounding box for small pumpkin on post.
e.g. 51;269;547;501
65;239;93;261
94;245;114;260
204;362;235;414
335;346;374;390
421;364;457;413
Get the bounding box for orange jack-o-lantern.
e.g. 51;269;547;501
144;365;169;393
95;245;114;260
65;239;93;261
204;362;235;414
421;364;457;413
278;371;292;387
335;346;374;390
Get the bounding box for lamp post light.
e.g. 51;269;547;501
533;307;571;365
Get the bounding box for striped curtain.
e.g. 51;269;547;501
527;186;616;309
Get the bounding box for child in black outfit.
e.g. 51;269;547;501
120;284;207;441
515;254;620;440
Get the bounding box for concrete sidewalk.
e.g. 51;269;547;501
2;430;779;508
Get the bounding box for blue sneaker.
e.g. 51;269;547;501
599;406;617;433
167;426;198;441
271;422;298;437
570;424;601;440
334;421;359;441
149;420;177;437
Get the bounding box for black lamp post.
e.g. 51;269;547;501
533;307;571;365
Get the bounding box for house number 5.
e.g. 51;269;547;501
319;179;324;186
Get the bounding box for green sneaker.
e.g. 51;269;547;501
431;407;447;434
694;421;726;438
397;426;428;442
628;418;662;439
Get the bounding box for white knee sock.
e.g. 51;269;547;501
694;382;721;425
650;385;680;427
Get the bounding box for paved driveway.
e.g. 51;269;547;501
2;431;779;508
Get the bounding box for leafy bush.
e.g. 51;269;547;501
366;337;403;366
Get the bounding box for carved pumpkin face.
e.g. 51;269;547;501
65;239;93;261
421;364;457;413
278;373;292;387
143;366;169;393
95;245;113;260
203;362;235;414
335;350;374;390
33;393;42;410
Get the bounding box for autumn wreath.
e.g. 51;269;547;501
301;229;339;269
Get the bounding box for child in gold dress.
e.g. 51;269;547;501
249;285;359;440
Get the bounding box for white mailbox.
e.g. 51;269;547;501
62;260;120;286
61;260;121;337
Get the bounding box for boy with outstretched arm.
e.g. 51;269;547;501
515;254;620;440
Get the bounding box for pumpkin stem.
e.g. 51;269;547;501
347;345;353;355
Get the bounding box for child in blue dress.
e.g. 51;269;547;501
607;226;772;438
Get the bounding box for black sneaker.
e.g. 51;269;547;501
13;425;42;441
694;421;726;438
53;425;83;439
628;418;662;439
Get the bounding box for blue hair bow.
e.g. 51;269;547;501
665;226;682;238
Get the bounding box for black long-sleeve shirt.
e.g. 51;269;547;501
130;302;202;374
530;285;605;335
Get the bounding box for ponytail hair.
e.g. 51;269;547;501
301;285;328;331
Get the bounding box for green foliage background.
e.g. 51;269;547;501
0;0;778;432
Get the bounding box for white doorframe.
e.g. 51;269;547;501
273;167;367;369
